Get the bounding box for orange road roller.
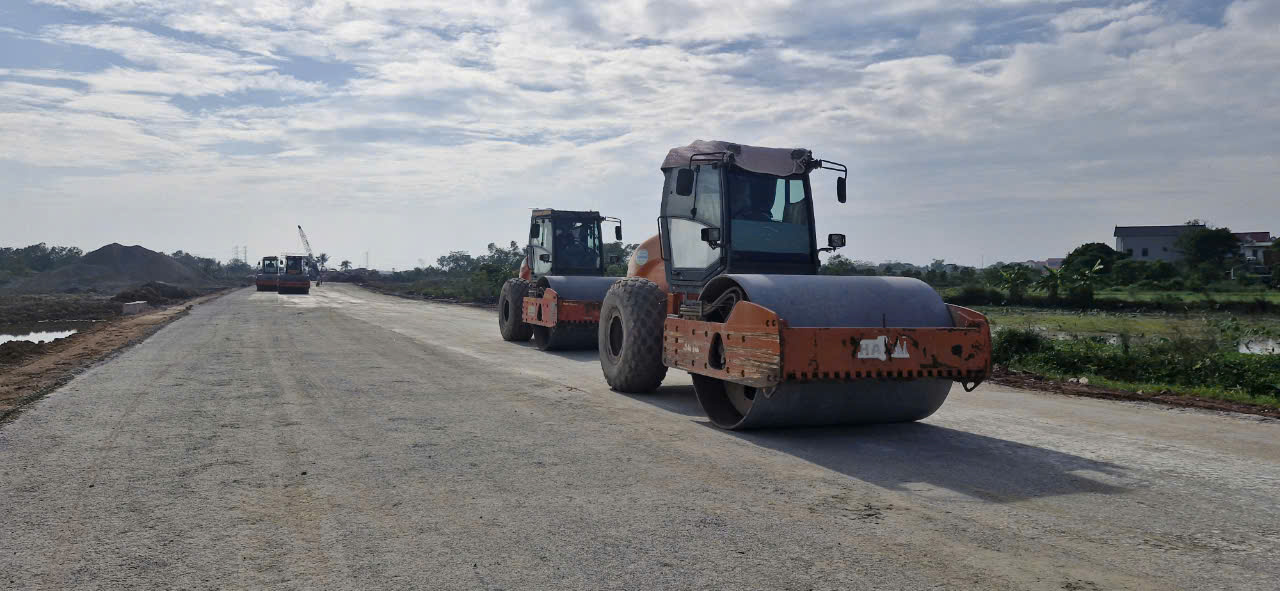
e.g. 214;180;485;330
278;254;311;295
256;256;280;291
498;209;623;350
596;141;992;429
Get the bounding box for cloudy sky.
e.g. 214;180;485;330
1;0;1277;269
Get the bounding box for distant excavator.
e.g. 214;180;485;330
297;225;323;285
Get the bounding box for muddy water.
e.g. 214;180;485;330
0;329;78;346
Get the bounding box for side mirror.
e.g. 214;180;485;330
836;177;847;203
700;227;722;244
614;225;622;241
828;233;846;249
608;255;621;264
529;223;540;239
675;168;694;196
539;253;551;263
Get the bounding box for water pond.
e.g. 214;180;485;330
0;329;78;346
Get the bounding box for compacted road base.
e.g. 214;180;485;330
1;284;1277;590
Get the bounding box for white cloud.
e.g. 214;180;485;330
3;0;1278;267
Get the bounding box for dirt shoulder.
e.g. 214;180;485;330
0;290;227;421
991;367;1280;420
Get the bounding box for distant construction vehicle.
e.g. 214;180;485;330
278;255;311;294
595;140;992;429
255;256;280;291
297;225;322;284
497;209;623;350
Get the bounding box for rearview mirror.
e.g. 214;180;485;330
700;227;722;244
828;233;846;249
836;177;846;203
529;223;540;239
539;254;551;263
614;225;622;241
675;168;694;196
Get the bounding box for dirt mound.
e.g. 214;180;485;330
0;340;46;367
0;294;119;323
4;244;211;294
113;282;199;306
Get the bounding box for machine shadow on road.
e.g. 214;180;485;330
629;384;1133;503
508;341;603;365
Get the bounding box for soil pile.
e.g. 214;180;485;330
3;244;212;294
0;294;119;322
0;340;46;368
113;282;199;306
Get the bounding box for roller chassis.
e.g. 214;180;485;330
255;276;278;291
663;301;991;390
521;286;602;328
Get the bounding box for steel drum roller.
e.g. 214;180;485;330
692;275;955;429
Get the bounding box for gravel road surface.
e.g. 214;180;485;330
2;284;1277;590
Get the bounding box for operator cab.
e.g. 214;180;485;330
526;209;622;280
284;255;305;274
261;256;279;274
658;141;847;294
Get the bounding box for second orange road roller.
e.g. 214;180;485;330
596;140;992;429
498;209;623;350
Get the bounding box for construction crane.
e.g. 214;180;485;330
297;225;321;277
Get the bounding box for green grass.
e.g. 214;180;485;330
1012;366;1280;410
992;326;1280;411
976;306;1280;340
1094;289;1280;303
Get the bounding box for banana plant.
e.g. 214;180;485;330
1072;259;1106;307
1033;266;1072;301
998;264;1034;303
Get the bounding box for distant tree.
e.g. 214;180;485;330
604;242;639;276
1062;243;1125;275
225;259;253;275
1033;266;1071;301
317;253;330;268
923;268;947;286
980;263;1006;287
1147;260;1178;282
1110;259;1152;285
820;254;878;276
436;250;476;273
997;264;1034;303
1175;227;1240;267
340;260;352;271
956;266;978;285
1070;259;1105;306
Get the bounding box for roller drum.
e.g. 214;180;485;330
693;274;956;429
532;276;619;351
536;276;620;302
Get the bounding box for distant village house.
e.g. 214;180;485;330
1113;224;1205;262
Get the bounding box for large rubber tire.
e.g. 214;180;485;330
598;277;668;392
499;278;533;342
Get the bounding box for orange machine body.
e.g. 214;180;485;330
662;302;990;390
628;234;991;390
521;288;602;327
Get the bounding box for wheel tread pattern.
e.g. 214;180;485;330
498;278;534;342
598;277;668;392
